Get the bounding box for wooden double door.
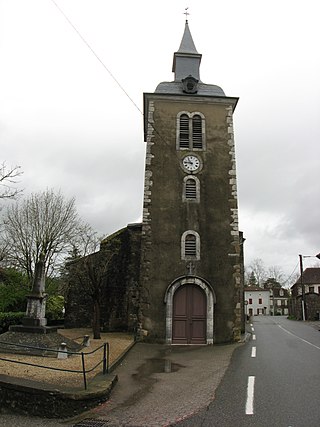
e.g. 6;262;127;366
172;284;207;344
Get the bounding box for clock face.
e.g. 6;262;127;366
182;155;200;172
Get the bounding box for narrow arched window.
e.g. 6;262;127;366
179;114;190;148
192;115;202;149
185;234;196;256
182;176;200;203
186;179;196;199
181;231;200;260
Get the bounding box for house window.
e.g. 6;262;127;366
277;300;281;306
177;111;205;150
249;298;252;305
309;286;314;293
259;298;262;304
181;230;200;260
183;176;200;202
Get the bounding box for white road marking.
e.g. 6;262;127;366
251;346;256;358
250;323;253;327
278;325;320;350
251;327;255;331
246;376;255;415
252;334;256;340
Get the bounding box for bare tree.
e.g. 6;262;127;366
2;188;84;282
266;265;284;284
0;162;23;200
248;258;266;287
67;232;115;339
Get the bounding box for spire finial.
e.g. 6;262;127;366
183;7;190;23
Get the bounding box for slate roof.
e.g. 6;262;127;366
155;21;227;98
155;81;226;96
176;20;199;54
244;287;269;292
292;267;320;287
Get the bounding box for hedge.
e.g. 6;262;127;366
0;312;25;333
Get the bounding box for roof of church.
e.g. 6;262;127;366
176;20;199;54
155;21;226;97
155;81;225;96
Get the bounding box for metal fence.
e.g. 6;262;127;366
0;340;110;390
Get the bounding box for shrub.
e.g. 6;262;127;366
0;311;24;333
0;268;29;312
46;295;65;321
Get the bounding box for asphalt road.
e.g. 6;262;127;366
2;317;320;427
174;316;320;427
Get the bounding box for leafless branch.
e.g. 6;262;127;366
0;162;23;199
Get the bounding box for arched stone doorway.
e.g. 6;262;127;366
164;276;216;344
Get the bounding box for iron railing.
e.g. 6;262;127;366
0;340;110;390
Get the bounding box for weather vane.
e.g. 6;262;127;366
184;7;190;22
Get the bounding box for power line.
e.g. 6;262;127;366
282;261;299;288
50;0;143;115
49;1;186;160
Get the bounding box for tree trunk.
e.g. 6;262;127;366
92;299;101;339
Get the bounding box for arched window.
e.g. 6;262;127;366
177;112;205;150
182;176;200;202
186;179;196;199
179;114;190;148
185;234;196;256
181;231;200;260
192;115;203;149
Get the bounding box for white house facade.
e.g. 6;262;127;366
244;287;270;316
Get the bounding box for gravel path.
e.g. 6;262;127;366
0;329;134;388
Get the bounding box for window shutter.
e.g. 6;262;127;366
179;114;190;148
185;234;196;256
192;115;202;149
185;179;197;199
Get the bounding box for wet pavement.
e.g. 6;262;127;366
0;341;243;427
70;342;241;427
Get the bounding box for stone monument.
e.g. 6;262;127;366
10;253;56;334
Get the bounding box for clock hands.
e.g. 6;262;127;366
182;155;201;172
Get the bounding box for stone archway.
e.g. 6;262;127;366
164;276;216;344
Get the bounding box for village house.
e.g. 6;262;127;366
289;267;320;320
244;287;270;317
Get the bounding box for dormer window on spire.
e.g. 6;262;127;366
182;76;198;94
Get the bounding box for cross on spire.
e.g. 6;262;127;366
184;7;190;23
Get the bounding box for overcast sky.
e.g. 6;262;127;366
1;0;319;282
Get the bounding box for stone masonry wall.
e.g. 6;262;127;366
64;224;141;332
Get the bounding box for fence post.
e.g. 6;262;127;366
107;342;110;373
81;352;87;390
103;343;107;374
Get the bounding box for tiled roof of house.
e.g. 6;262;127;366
244;287;269;292
292;267;320;287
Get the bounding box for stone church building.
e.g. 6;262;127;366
65;21;244;344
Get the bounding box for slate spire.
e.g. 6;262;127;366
172;21;202;82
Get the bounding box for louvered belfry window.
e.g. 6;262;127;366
185;178;197;199
179;114;190;148
192;115;203;149
178;112;204;150
185;234;196;257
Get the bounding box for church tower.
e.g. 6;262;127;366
139;21;243;344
